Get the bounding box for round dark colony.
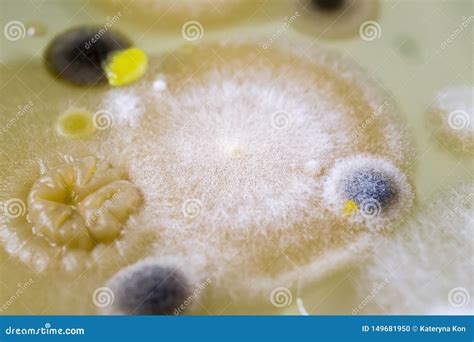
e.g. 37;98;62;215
311;0;345;11
343;169;398;208
114;264;190;315
44;26;130;86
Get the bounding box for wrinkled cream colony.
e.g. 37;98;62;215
28;157;142;250
0;41;414;314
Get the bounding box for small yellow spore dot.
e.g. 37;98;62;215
56;111;95;139
104;48;148;87
343;199;358;217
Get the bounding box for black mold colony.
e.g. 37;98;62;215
45;27;130;86
114;264;189;315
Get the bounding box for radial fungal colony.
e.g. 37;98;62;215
97;41;415;313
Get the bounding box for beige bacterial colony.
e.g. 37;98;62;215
0;39;414;314
100;0;260;29
101;0;379;40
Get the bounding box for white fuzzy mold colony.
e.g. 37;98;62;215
355;183;473;315
102;89;144;128
105;42;414;300
428;85;473;155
